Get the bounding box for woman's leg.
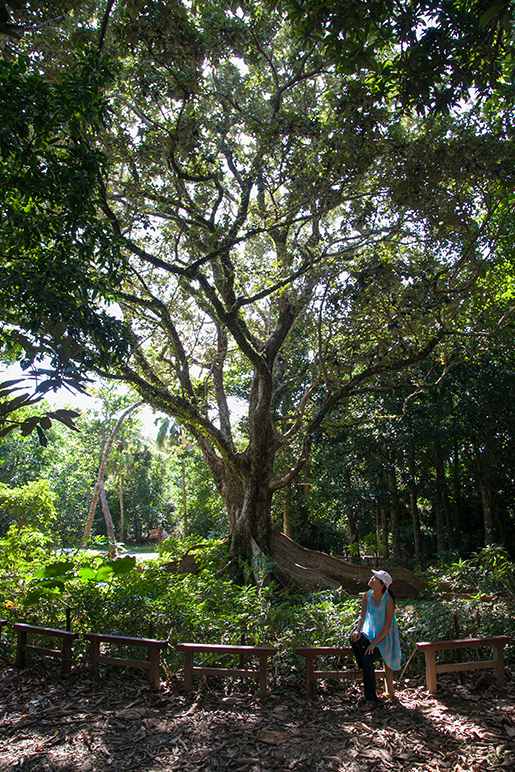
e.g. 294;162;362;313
349;634;368;670
361;649;381;704
350;635;381;704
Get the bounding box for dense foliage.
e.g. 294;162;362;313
274;344;515;560
0;529;515;688
280;0;515;111
1;530;514;685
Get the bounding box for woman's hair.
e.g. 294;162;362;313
379;580;396;606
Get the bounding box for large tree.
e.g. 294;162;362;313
4;1;515;587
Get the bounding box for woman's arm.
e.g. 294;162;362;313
349;593;368;641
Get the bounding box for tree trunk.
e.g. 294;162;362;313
229;474;274;567
270;531;427;598
375;504;382;562
282;485;292;539
344;469;359;559
452;431;461;550
480;476;494;545
82;402;143;545
387;465;402;560
181;458;187;537
346;505;360;560
434;498;446;553
406;444;422;560
435;434;453;547
380;506;389;558
192;397;280;575
478;427;495;545
100;480;117;558
119;470;125;543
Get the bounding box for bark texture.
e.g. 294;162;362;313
270;531;427;598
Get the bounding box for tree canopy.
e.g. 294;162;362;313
1;0;515;581
279;0;515;112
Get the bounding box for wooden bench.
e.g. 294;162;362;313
84;633;168;688
416;636;510;694
14;623;79;674
176;643;277;697
295;646;395;699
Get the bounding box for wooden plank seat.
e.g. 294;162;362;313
295;646;395;699
416;636;510;694
14;623;79;674
176;642;277;697
84;633;168;688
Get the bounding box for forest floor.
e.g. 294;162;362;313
1;662;515;772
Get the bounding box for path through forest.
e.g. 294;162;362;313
1;664;514;771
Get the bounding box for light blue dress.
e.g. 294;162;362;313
361;589;402;671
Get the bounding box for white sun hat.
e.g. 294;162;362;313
372;569;393;588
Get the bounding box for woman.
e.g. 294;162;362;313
349;569;401;710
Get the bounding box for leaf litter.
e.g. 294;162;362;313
0;664;514;772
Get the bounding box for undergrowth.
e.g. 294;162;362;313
1;528;514;680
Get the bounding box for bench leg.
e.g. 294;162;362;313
183;649;194;691
258;652;269;697
15;629;27;668
88;639;101;677
147;644;161;688
305;654;315;699
61;638;74;674
424;650;437;694
492;642;506;686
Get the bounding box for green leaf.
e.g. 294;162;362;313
35;425;48;446
479;5;505;28
95;564;115;582
36;560;75;579
108;555;137;576
78;566;97;582
48;409;81;430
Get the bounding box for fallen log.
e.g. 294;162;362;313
270;531;427;598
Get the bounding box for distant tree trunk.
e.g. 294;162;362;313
434;498;446;553
100;480;117;557
434;433;453;546
181;457;188;537
344;470;359;558
472;426;496;545
452;431;461;549
375;504;382;563
282;485;292;539
380;505;389;558
387;463;402;560
119;470;125;543
270;531;427;597
82;402;143;546
406;444;422;560
346;505;360;560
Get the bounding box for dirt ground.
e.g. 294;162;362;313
1;663;515;772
